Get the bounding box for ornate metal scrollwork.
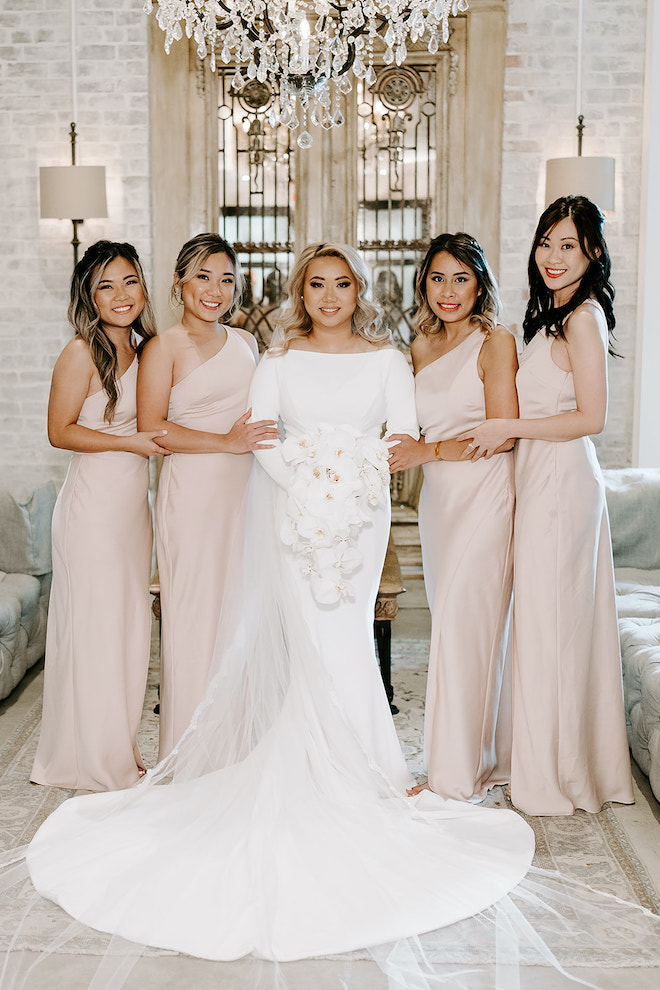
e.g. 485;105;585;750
237;80;274;113
374;66;424;111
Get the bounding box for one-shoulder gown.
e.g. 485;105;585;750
155;327;256;758
31;359;152;791
416;331;514;801
511;310;633;814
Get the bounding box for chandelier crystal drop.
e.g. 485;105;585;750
144;1;468;145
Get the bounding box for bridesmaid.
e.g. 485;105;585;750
31;240;168;791
388;233;518;802
137;233;278;759
461;196;634;815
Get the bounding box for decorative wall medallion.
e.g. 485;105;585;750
374;67;424;111
237;80;274;113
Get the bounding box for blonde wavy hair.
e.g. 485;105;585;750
415;232;501;339
272;243;388;353
68;240;157;423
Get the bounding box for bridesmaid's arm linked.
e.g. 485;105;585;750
389;326;519;472
458;309;608;459
48;339;170;458
136;334;278;455
388;435;472;473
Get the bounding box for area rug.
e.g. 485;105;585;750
0;637;659;962
391;640;660;916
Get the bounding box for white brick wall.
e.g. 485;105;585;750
0;0;152;486
499;0;649;467
0;0;650;484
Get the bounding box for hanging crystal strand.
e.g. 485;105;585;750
365;34;376;88
297;97;313;148
332;80;344;127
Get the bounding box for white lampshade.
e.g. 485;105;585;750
39;165;108;220
545;156;615;212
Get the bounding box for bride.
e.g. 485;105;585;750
10;244;645;988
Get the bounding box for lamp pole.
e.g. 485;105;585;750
68;122;83;266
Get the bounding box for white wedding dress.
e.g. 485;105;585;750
5;348;655;989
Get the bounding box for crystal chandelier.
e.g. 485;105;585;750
145;1;468;147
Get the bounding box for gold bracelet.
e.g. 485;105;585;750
434;441;443;461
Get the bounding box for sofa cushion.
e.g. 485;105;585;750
618;616;660;801
603;468;660;571
0;481;57;576
0;570;47;699
616;587;660;619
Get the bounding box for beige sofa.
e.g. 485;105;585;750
0;481;57;700
604;468;660;802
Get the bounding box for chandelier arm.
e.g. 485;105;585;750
185;0;206;25
324;14;389;76
209;0;273;40
184;0;234;38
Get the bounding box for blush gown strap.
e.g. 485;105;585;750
31;358;152;792
511;309;634;815
155;327;256;759
415;330;514;802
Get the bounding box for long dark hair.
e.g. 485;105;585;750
68;240;157;422
523;196;617;355
415;232;501;338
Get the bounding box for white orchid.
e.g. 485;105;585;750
281;425;390;604
311;569;355;606
281;434;318;465
296;515;334;549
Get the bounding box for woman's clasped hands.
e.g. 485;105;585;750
127;429;172;458
457;419;516;460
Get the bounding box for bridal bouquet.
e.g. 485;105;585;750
280;425;391;605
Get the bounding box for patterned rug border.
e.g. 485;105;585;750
521;803;660;915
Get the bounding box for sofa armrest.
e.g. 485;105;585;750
603;469;660;571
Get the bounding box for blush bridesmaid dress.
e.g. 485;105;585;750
31;359;152;791
416;330;515;802
511;303;633;815
155;327;256;759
